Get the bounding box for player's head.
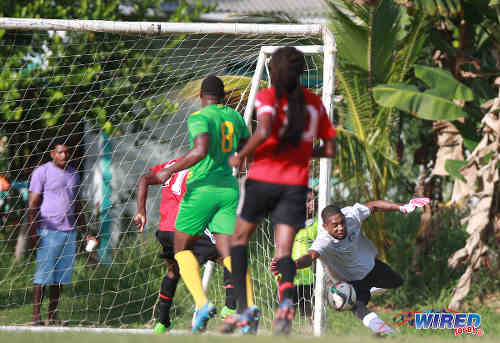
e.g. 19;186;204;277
321;205;346;240
49;137;70;168
200;75;225;105
269;46;306;152
306;188;317;218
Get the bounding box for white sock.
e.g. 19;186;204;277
369;287;386;296
362;312;394;334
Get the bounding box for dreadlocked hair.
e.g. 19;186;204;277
270;46;306;153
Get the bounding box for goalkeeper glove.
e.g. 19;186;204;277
399;197;430;214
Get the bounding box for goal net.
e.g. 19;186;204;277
0;18;335;335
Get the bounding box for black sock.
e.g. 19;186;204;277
352;300;369;320
159;276;179;326
277;256;296;300
223;267;236;310
230;245;248;313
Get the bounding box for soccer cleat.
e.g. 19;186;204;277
272;298;295;335
218;306;260;335
241;306;260;335
220;306;237;319
370;317;395;336
192;301;217;333
219;313;239;334
154;322;172;334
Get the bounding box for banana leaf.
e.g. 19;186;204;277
372;83;468;120
414;65;474;101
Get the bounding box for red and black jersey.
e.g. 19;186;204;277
150;159;189;232
249;86;337;186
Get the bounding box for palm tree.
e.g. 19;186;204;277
326;0;428;258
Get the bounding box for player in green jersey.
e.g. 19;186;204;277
154;75;250;333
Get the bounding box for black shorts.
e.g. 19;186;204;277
350;259;404;305
239;179;308;229
156;230;219;265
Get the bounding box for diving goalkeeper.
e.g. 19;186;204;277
277;198;430;336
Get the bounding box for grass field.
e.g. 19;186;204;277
1;209;499;341
0;328;498;343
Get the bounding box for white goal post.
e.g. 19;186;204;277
0;18;336;336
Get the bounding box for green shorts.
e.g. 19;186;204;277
176;176;239;236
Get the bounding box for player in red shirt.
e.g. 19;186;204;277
222;47;337;335
134;158;236;333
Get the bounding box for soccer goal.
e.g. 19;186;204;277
0;18;336;336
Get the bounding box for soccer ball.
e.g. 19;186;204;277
327;281;357;311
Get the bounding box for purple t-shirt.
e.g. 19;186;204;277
29;162;80;231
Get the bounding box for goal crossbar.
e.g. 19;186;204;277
0;18;325;37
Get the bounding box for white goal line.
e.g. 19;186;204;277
0;325;185;335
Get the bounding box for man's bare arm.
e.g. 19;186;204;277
27;192;42;248
134;170;164;232
363;200;404;213
74;199;87;235
295;250;320;269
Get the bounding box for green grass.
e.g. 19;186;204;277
1;208;499;339
0;330;499;343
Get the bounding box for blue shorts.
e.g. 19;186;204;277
34;229;77;285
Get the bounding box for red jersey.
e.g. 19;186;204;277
248;87;337;186
150;159;189;232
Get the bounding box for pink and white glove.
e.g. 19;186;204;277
399;197;430;214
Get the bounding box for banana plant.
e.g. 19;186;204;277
372;65;474;121
327;0;429;258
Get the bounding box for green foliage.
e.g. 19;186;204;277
0;0;212;173
444;159;468;182
415;65;474;101
372;207;468;308
373;65;474;121
327;0;432;257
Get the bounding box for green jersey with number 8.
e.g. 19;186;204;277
186;104;250;184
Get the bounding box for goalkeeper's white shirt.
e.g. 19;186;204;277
310;203;378;282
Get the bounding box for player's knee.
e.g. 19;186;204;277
231;231;250;245
166;269;180;280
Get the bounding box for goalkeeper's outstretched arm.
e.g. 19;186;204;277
364;197;430;214
294;250;320;270
363;200;404;213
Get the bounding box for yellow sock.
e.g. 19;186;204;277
223;256;232;272
223;256;255;307
246;269;255;307
175;250;208;309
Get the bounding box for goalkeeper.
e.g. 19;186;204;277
134;157;237;333
289;198;429;336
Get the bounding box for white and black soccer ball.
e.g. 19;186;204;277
327;281;357;311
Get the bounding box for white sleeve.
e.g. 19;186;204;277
310;231;328;255
351;203;371;221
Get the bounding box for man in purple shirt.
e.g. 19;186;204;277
28;139;87;325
